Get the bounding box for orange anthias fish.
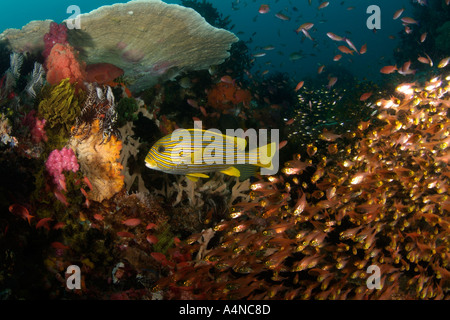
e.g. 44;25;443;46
275;12;290;21
122;218;141;227
36;217;53;230
393;8;404;20
327;77;338;89
259;4;270;14
438;56;450;68
380;65;397;74
360;92;373;101
295;80;304;92
401;17;419;25
333;54;342;61
9;204;34;225
326;32;344;41
338;45;354;55
295;22;314;34
420;32;427;43
318;1;329;9
317;65;325;74
417;53;433;67
344;38;359;54
359;44;367;54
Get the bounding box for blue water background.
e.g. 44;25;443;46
0;0;416;82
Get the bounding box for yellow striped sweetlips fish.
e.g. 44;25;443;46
145;128;277;181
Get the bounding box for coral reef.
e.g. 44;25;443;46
0;20;52;53
65;0;238;92
154;74;450;300
2;0;449;302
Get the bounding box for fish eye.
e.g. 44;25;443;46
157;146;165;153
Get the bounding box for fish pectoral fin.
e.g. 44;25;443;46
186;173;210;182
186;175;199;182
220;166;241;177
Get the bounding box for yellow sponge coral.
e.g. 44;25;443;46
69;119;124;202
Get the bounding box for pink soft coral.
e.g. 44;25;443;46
45;147;79;191
45;43;86;86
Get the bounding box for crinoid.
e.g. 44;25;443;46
72;82;121;143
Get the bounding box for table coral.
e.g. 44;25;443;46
64;0;238;92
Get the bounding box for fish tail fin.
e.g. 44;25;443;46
249;141;277;171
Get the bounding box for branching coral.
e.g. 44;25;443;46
154;173;251;236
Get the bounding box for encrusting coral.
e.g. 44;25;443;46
68;119;124;202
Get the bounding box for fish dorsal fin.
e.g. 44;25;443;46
187;129;247;151
249;141;277;170
220;166;241;177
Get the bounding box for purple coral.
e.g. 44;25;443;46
42;22;68;60
22;110;48;143
45;147;79;190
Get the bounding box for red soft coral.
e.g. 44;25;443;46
207;81;252;111
45;43;86;86
22;110;48;143
42;22;68;60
